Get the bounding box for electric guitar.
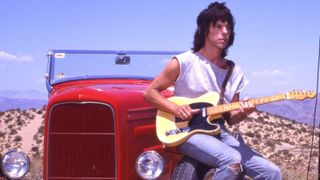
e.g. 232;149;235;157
156;90;316;147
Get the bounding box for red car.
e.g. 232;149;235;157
43;49;216;180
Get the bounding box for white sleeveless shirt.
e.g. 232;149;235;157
173;50;248;103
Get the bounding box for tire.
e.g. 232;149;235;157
171;156;213;180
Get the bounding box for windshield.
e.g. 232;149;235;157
46;50;182;91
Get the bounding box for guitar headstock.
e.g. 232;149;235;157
285;90;316;100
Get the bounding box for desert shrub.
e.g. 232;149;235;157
280;149;290;156
251;139;259;145
257;116;264;121
244;131;255;138
37;109;44;114
276;129;282;133
255;133;262;139
283;137;290;143
33;134;43;144
0;131;6;138
5;113;11;118
264;133;270;139
264;126;274;131
31;146;39;152
284;123;293;129
13;135;22;142
17;119;24;126
31;146;41;158
38;125;44;135
4;117;13;124
265;140;275;149
8;124;14;129
9;129;17;135
298;137;304;142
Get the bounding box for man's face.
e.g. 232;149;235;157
207;20;231;50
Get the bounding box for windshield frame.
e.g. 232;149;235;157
45;49;183;92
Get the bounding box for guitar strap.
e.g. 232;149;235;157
219;60;235;105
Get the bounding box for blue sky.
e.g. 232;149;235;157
0;0;319;97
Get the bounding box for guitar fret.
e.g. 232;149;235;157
207;93;286;115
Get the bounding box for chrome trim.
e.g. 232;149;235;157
1;149;30;179
46;101;117;179
51;49;183;55
46;50;54;92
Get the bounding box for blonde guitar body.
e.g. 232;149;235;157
156;90;316;147
156;92;222;147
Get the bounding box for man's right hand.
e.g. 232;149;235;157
174;105;200;121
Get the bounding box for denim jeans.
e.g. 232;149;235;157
178;121;282;180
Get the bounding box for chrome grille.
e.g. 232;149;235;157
47;102;116;179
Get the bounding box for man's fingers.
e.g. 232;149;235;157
191;108;201;114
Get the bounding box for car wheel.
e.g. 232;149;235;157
171;156;213;180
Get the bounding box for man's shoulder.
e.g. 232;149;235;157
176;50;194;57
175;50;198;62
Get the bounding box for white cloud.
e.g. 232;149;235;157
252;68;295;78
0;51;34;62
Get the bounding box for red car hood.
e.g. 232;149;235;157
47;79;173;109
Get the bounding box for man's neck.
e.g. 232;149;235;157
198;47;227;68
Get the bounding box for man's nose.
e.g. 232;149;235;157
222;26;228;34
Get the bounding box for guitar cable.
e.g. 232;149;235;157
306;36;320;180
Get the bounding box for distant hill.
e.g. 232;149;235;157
0;97;47;111
258;96;319;126
0;89;47;111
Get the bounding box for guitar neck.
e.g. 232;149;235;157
207;93;287;115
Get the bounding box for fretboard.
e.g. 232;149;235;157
206;93;287;115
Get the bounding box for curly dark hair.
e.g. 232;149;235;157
192;2;235;57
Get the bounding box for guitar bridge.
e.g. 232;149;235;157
165;127;190;136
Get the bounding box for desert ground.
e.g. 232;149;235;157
0;108;318;180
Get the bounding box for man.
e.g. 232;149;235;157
144;2;282;179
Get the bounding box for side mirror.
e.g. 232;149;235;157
115;55;130;65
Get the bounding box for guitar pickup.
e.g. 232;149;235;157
165;127;190;136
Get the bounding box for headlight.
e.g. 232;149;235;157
1;150;30;179
135;151;164;179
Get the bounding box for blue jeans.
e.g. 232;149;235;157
178;121;282;180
